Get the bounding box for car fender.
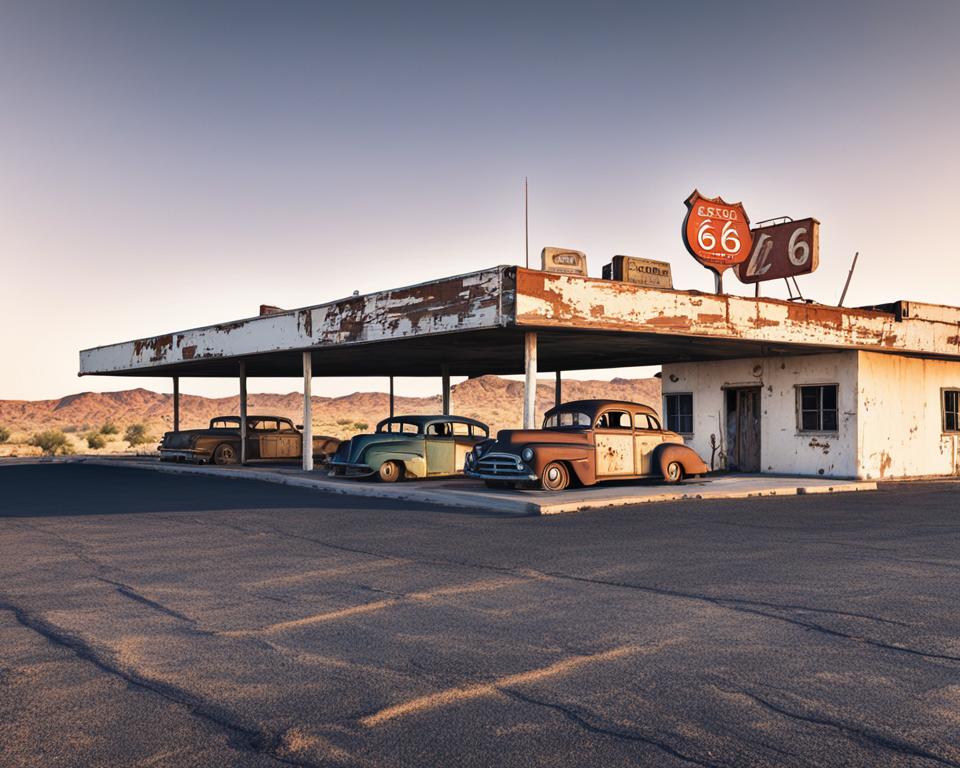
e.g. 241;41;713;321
652;443;709;480
528;443;596;487
363;447;426;478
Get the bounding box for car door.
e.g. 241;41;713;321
424;422;455;475
256;419;281;459
593;409;635;477
277;421;302;458
451;421;479;474
633;413;663;475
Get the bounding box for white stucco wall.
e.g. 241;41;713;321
661;352;860;478
857;352;960;479
663;351;960;479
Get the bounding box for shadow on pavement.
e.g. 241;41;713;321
0;464;434;518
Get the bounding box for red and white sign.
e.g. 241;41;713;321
682;190;753;274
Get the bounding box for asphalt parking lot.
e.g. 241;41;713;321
1;465;959;767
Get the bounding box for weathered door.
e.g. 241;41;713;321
425;436;455;475
632;414;662;475
594;409;635;477
732;388;761;472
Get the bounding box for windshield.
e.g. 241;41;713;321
543;410;592;429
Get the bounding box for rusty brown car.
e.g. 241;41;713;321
159;416;340;466
464;399;709;491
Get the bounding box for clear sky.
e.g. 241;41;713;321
2;1;958;400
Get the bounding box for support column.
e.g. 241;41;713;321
523;332;537;429
389;376;395;419
239;362;248;465
554;370;561;408
172;376;180;432
441;365;451;415
302;351;313;472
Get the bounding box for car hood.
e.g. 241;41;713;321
490;428;592;451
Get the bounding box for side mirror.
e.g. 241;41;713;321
296;424;304;430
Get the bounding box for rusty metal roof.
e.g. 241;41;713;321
79;265;960;379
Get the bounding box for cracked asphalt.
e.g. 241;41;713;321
1;464;959;767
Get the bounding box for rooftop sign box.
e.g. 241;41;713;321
682;190;752;275
541;247;588;276
735;218;820;284
602;255;673;289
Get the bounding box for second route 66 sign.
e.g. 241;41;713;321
682;190;753;274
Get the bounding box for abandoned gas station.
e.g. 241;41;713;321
79;263;960;482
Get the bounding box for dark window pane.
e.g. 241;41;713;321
801;411;820;431
801;388;819;411
679;414;693;433
822;410;838;431
679;394;693;416
822;386;838;410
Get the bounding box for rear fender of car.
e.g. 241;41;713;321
652;443;709;480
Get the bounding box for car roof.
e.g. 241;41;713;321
212;415;292;421
544;399;659;418
375;414;488;428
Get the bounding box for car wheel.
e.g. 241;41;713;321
379;460;403;483
665;460;683;484
540;461;570;491
213;443;239;465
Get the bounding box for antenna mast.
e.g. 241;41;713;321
524;177;529;269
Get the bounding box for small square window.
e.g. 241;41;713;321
944;390;960;433
797;385;839;433
664;393;693;434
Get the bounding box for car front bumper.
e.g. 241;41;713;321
159;448;210;463
329;462;376;478
464;452;538;482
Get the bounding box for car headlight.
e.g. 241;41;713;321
466;451;476;466
521;447;535;462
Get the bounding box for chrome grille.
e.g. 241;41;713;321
477;453;524;476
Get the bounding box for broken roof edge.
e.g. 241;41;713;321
78;264;516;355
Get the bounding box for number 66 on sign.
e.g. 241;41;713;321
734;218;820;284
682;190;753;275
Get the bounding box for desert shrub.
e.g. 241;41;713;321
62;424;78;433
0;425;9;444
29;430;72;455
100;422;119;435
352;422;369;431
86;432;107;450
336;418;352;426
124;423;151;447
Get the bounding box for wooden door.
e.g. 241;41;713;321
735;388;761;472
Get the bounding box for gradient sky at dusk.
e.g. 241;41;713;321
2;1;958;400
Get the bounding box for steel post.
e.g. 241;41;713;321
172;376;180;432
302;351;313;472
555;370;561;408
239;362;247;465
441;365;451;415
389;376;395;419
523;332;537;429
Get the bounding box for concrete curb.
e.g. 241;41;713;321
21;457;880;516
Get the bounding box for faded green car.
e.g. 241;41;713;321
329;415;490;482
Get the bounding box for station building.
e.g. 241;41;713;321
80;266;960;481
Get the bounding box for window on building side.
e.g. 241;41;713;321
664;393;693;434
798;385;839;432
944;390;960;433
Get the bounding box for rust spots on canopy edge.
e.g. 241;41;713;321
133;334;173;362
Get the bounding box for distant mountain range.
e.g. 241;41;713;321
0;375;661;444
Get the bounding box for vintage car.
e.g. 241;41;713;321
329;415;490;482
464;399;709;490
159;415;341;466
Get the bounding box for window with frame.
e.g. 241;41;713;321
943;390;960;433
663;393;693;434
798;385;838;432
595;410;632;429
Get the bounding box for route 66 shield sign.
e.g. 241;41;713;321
682;190;753;274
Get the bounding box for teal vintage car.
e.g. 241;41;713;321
329;415;490;482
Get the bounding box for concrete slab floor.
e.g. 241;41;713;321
23;457;878;516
